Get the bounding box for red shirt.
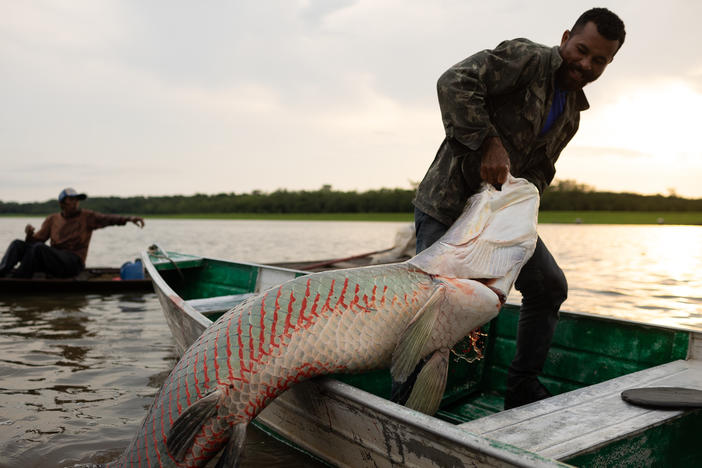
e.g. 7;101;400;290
30;209;130;264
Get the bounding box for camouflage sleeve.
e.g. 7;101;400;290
520;158;551;194
437;38;544;155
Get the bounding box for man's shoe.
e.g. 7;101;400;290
504;378;552;410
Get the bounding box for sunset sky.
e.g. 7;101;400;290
2;0;701;203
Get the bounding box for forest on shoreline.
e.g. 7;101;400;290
2;180;702;217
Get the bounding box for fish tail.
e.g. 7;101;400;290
167;388;224;462
166;385;248;467
214;423;247;468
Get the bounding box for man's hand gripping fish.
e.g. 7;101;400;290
109;176;539;468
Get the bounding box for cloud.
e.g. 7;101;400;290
3;1;702;202
2;1;125;53
574;79;702;162
686;67;702;95
565;146;652;159
299;0;357;26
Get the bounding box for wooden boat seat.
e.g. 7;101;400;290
458;358;702;461
185;293;254;314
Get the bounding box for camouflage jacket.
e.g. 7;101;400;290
414;38;590;226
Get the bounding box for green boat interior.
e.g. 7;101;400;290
153;253;702;466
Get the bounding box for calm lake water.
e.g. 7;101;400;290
1;217;701;467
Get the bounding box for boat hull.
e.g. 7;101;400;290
0;267;153;294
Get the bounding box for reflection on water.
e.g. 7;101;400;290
0;293;176;468
532;224;702;330
0;218;701;466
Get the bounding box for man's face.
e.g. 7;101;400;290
557;21;620;91
59;197;80;215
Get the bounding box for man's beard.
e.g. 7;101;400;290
557;62;595;91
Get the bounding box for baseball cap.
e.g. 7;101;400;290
58;187;87;202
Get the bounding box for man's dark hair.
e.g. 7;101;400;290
572;7;626;51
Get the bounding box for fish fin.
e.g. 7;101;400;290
390;356;428;405
404;348;450;415
390;285;444;383
167;389;221;461
215;423;247;468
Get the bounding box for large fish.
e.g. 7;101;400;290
107;176;539;468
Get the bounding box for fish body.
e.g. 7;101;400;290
110;176;539;468
112;265;499;467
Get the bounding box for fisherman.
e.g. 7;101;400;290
0;188;145;278
409;8;626;409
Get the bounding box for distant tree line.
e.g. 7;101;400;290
2;180;701;215
540;180;702;211
0;187;414;215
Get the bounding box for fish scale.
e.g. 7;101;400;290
108;176;540;468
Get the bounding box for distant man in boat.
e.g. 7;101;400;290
0;187;145;279
409;8;626;409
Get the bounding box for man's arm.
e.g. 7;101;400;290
24;224;35;241
437;39;545;184
128;216;145;228
480;137;511;186
26;216;52;242
88;211;145;230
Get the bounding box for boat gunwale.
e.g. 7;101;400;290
552;307;702;334
0;266;153;293
297;376;568;467
141;250;211;331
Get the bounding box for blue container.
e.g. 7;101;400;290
120;259;145;280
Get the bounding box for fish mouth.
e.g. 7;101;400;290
476;279;506;304
489;286;506;305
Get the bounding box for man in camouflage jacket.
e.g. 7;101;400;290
411;8;626;409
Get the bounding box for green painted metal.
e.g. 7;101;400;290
333;369;392;399
157;258;260;300
564;409;702;467
483;305;691;396
149;252;204;270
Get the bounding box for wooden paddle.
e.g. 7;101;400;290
621;387;702;409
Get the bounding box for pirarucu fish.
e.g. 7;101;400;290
108;176;539;467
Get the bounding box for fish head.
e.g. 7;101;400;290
409;176;539;299
444;277;503;323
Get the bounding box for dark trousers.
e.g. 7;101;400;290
0;240;84;278
414;208;567;393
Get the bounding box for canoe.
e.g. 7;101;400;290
0;267;153;294
142;247;702;467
